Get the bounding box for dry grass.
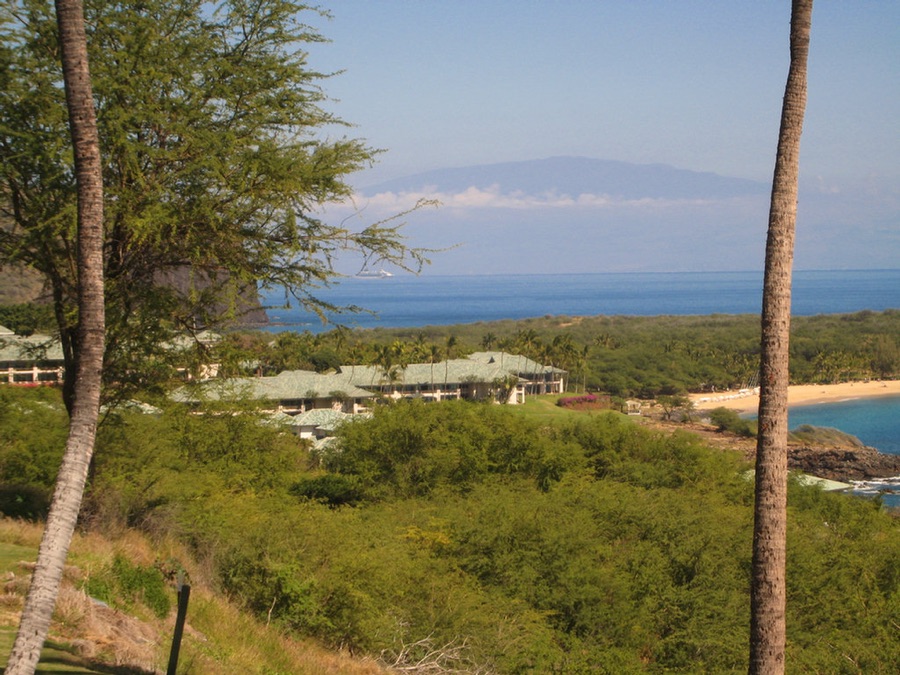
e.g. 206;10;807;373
0;518;44;549
0;518;388;674
178;591;387;675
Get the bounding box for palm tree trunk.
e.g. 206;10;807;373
6;1;105;672
749;2;812;673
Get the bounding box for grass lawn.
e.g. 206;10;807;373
511;394;626;423
0;542;33;576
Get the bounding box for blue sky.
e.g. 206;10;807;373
305;2;898;275
309;1;898;187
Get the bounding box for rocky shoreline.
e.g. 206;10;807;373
787;444;900;482
644;418;900;483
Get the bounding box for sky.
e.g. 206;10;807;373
303;1;899;274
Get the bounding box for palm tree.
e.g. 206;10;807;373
427;343;443;396
412;332;429;361
444;335;458;385
514;328;539;359
750;2;813;673
345;342;368;381
480;331;497;350
578;344;591;393
6;0;105;671
372;344;394;386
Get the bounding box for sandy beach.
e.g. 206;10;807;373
690;380;900;415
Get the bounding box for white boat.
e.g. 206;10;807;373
356;268;393;278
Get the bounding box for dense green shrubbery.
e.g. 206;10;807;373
4;389;899;672
0;387;68;520
708;406;757;437
83;554;172;619
327;400;581;498
0;302;56;336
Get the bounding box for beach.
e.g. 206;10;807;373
690;380;900;414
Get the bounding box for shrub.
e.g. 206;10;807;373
557;394;599;408
708;407;756;437
291;474;364;507
0;484;51;520
83;554;172;619
331;400;577;498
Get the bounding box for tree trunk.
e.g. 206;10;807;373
749;2;813;674
5;0;105;672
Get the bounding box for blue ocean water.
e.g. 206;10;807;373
789;396;900;456
263;269;900;332
788;396;900;508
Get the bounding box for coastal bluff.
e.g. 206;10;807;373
788;442;900;482
648;418;900;484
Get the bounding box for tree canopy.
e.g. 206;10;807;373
0;0;429;403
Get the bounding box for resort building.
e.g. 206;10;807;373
176;351;566;414
173;369;375;415
0;326;222;385
343;351;567;405
287;408;363;440
0;326;65;385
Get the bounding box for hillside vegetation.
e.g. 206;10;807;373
2;386;898;673
0;519;387;674
218;310;900;399
4;303;898;398
0;266;44;306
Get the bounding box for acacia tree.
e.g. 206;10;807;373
750;1;813;673
5;0;105;671
0;0;429;409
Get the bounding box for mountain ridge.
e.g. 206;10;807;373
361;156;768;201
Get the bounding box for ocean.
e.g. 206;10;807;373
263;269;900;332
789;396;900;456
788;396;900;508
261;268;900;506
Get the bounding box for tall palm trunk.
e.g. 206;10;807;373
6;0;105;672
749;2;813;674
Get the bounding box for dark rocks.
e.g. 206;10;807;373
788;444;900;482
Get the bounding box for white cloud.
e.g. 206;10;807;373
341;185;735;214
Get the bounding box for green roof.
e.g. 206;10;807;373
173;351;565;404
291;408;352;429
0;334;64;362
343;351;565;388
174;370;373;403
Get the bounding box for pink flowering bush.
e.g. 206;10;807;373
557;394;599;408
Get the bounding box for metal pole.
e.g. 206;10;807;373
166;580;191;675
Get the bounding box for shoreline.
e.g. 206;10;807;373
690;380;900;415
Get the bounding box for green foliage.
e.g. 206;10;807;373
344;310;900;397
555;413;749;496
708;406;756;437
5;388;899;672
83;554;172;619
788;424;865;448
0;485;50;521
330;400;581;498
785;486;900;671
0;0;431;403
83;398;305;533
656;393;694;421
0;387;68;519
291;473;363;507
0;303;56;336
